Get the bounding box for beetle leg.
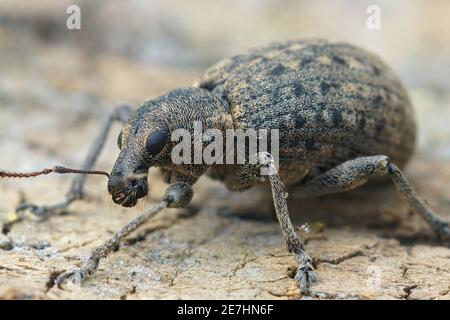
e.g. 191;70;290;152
258;152;316;294
55;182;193;287
388;162;449;241
291;155;450;242
15;105;134;221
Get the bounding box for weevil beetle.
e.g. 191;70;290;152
5;39;449;293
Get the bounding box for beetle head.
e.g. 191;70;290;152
108;104;170;207
108;87;233;208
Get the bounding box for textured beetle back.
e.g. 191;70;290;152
200;39;416;174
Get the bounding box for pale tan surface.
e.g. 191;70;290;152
1;158;449;299
0;0;449;300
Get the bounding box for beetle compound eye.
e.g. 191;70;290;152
146;131;167;157
117;131;123;149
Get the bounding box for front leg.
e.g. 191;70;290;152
55;182;193;286
258;152;316;294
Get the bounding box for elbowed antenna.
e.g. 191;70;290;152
0;166;110;179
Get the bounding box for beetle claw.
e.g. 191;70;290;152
294;254;316;294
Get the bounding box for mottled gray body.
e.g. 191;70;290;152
200;39;416;187
13;40;448;294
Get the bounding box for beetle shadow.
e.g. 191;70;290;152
288;182;449;247
196;176;449;247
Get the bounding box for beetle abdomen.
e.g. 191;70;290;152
200;39;416;173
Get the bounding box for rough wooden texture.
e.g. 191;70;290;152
0;0;449;300
1;156;449;299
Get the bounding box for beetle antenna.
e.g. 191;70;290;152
0;166;110;179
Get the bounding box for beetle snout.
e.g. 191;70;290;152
108;174;148;208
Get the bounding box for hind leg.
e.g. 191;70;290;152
14;105;134;220
291;155;450;241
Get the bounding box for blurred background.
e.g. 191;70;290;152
0;0;449;193
0;0;449;300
